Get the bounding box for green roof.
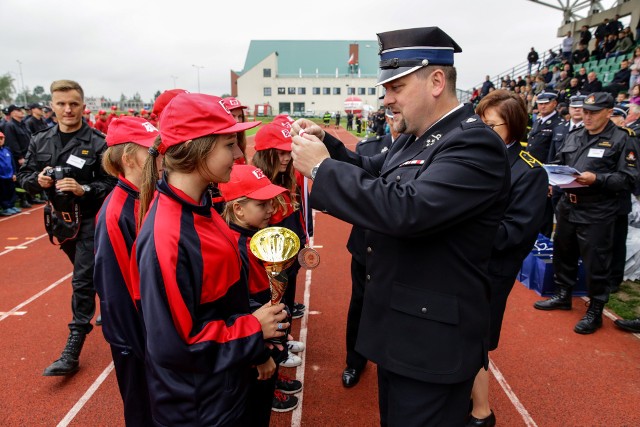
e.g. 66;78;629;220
239;40;379;78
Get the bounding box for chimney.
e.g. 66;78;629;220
349;43;359;65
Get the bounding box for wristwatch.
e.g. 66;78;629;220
81;185;91;195
310;161;323;180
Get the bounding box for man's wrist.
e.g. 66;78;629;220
310;160;325;180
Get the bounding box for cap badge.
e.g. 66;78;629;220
142;122;157;132
585;95;595;104
281;129;292;138
252;169;266;179
218;100;231;115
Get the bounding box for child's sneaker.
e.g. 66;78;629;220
287;340;305;353
280;352;302;368
272;390;298;412
293;302;305;311
291;306;304;319
275;373;302;394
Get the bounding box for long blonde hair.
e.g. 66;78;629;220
102;143;141;178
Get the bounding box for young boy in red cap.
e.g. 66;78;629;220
94;116;160;426
219;164;302;421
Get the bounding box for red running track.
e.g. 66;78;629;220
1;128;639;426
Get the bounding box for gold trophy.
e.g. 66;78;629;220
250;227;301;306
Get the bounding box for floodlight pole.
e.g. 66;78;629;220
192;65;204;93
16;60;27;106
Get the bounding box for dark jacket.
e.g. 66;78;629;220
311;103;510;384
555;121;639;223
17;123;116;218
528;50;539;64
24;116;48;135
527;111;565;163
581;78;603;94
3;119;30;163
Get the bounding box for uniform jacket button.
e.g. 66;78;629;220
396;175;401;181
421;307;427;314
367;246;372;253
366;274;371;281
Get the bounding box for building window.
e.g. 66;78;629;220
279;103;291;114
313;87;320;95
263;68;271;77
368;88;376;95
288;87;296;95
347;87;355;95
358;88;366;95
333;88;341;95
298;87;306;95
264;87;272;96
278;87;286;95
293;102;305;113
323;87;331;95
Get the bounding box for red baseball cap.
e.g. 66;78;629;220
218;165;287;202
127;108;135;113
152;89;189;116
254;123;292;151
106;117;159;148
110;105;117;110
222;97;247;111
83;109;91;114
98;110;106;115
158;93;260;155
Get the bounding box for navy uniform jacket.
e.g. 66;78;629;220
549;120;583;164
346;133;394;263
554;121;639;223
312;103;510;384
94;177;145;358
526;112;564;163
489;145;549;279
18;123;116;217
135;177;267;427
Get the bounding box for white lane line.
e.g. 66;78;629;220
489;359;538;427
0;272;72;322
0;205;45;223
580;296;640;340
0;311;26;316
56;362;115;427
291;210;316;427
0;233;48;257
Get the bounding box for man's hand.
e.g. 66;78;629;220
56;178;85;196
574;171;596;186
37;167;54;189
291;132;330;178
291;118;325;141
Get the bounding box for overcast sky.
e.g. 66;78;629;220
0;0;618;103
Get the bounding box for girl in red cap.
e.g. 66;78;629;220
222;97;249;165
94;116;161;426
135;93;288;426
252;122;310;369
219;164;301;422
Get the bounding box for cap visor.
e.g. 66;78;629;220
376;66;422;86
135;134;159;148
275;142;292;151
247;184;288;201
216;120;262;134
581;105;605;111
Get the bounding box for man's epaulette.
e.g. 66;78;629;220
359;135;382;144
519;150;543;168
91;128;107;138
460;116;485;129
619;126;636;137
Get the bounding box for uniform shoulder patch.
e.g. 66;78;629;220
460;116;485;129
620;126;636;137
91;127;107;139
519;150;543;168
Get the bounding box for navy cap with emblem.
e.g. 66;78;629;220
536;92;558;104
582;92;614;111
569;95;586;108
376;27;462;86
612;106;628;118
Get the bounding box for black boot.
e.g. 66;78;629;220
43;332;86;376
533;286;572;310
574;299;605;335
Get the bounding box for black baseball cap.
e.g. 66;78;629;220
582;92;614;111
27;102;45;110
6;104;25;113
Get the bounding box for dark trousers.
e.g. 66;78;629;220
377;367;475;427
540;197;554;238
610;214;628;289
553;213;614;302
346;257;367;371
60;218;96;335
0;178;16;209
111;345;153;427
244;365;278;427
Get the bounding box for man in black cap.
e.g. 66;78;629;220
527;92;565;237
2;105;30;167
290;27;510;425
534;92;639;334
24;102;48;134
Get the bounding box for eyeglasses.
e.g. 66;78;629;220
488;123;506;130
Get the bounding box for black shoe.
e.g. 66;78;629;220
276;373;303;394
20;200;32;209
609;284;620;294
31;197;46;204
466;410;496;426
293;302;305;311
342;367;361;388
96;315;102;326
291;307;304;319
574;299;605;335
43;332;86;376
614;317;640;333
533;287;572;311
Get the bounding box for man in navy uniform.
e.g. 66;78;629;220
291;27;510;425
534;92;638;334
342;109;397;388
549;95;585;163
527;92;565;236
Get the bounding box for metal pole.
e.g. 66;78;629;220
16;60;27;105
192;65;204;93
170;75;178;88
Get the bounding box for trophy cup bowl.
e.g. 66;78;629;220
250;227;301;306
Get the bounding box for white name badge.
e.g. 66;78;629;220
66;154;86;169
587;148;605;158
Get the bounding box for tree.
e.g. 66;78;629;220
154;90;161;100
0;73;16;104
